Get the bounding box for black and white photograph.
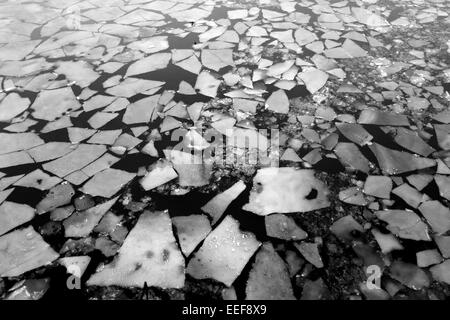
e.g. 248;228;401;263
0;0;449;310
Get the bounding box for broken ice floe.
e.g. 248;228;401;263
187;215;260;286
87;210;185;289
0;227;59;277
243;168;330;216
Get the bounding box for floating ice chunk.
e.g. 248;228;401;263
14;169;61;191
294;27;318;46
140;160;178;191
339;187;368;206
234;21;249;34
36;182;75;214
376;210;430;241
297;68;328;94
0;151;34;169
43;144;106;178
306;41;324;54
280;1;297;13
295;242;323;268
87;112;118;129
0;189;13;205
31;87;81;121
125;52;171;77
115;9;164;24
265;214;307;241
434;124;450;150
266;60;295;78
64;171;89;186
0;133;43;155
174;55;202;74
0;93;30;122
160;116;182;132
330;215;364;242
364;176;392;199
195;71;221;97
233;98;259;113
4;119;38;133
113;133;141;151
201;181;246;225
41;116;73;133
68;127;97;143
64;197;118;238
87;210;185;289
187;215;261;286
27;142;74;163
83;7;126;22
217;30;239;43
265;89;289;114
201;49;234;72
0;227;59;277
336;123;372;146
0;58;53;77
388;261;429;291
97;62;124;74
178;81;196;95
262;9;285;20
0;40;40;61
419;201;450;235
281;148;302;162
371;229;404;254
0;175;22;191
352;7;390;27
103;75;122;88
123;95;159;125
173;215;211;257
228;9;248;20
271;30;294;43
369;143;435;175
81;153;120;177
435;175;450;200
164;102;189;119
106;78;165;98
82;95;117;112
334;142;371;173
164;149;212;187
199;26;227;43
406;174;433;191
247;26;268;37
172;49;194;63
223;72;241;86
0;201;35;236
342;39;367;57
387;127;435;157
170;8;211;22
55;61;99;88
80;169;135;198
246;242;295;300
243;168;330;216
358;109;409;126
393;184;425;209
127;36;169;54
104;98;129;113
